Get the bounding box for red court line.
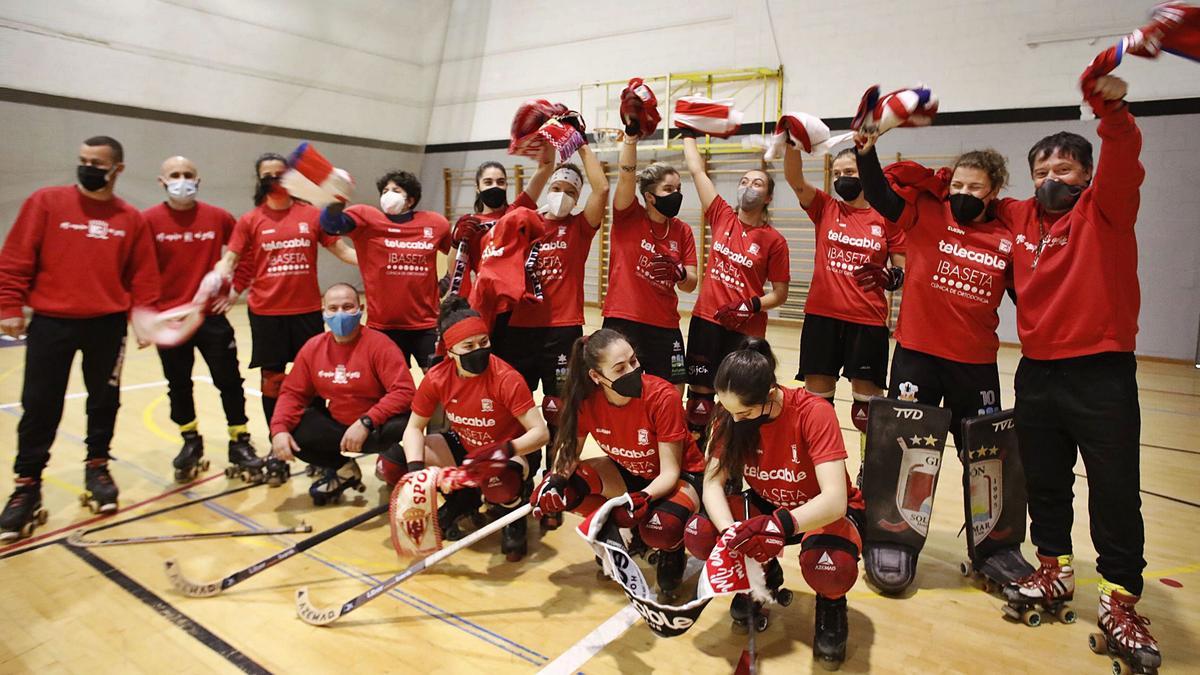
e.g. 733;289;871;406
0;471;224;556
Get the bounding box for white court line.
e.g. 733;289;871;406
0;379;169;410
537;558;704;675
0;376;263;410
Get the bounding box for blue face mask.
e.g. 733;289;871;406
324;310;361;337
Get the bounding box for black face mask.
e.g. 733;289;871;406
733;399;775;432
77;165;111;192
479;186;508;209
603;367;644;398
649;191;683;219
833;176;862;201
457;346;492;375
255;175;282;205
948;193;986;225
1035;179;1084;213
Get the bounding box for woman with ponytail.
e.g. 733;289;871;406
381;296;548;562
530;328;705;602
684;337;863;669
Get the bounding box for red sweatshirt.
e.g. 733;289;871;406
270;327;416;435
143;201;252;309
0;186;160;319
994;110;1144;360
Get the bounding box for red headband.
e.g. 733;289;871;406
442;316;489;351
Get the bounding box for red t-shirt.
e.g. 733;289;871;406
734;386;864;511
458;192;538;300
410;355;536;452
692;197;791;337
891;197;1013;364
343;207;450;330
0;186;159;319
993;111;1143;360
509;211;597;328
576;374;706;478
143;201;237;309
802;190;905;327
227;202;336;315
602;201;698;329
269;327;416;435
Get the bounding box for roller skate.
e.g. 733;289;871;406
224;434;265;483
814;595;848;671
655;547;686;603
172;432;209;483
0;478;48;542
1002;553;1077;626
438;488;484;541
764;558;795;607
1089;582;1161;675
264;457;290;487
730;593;770;634
308;460;365;506
539;511;563;532
80;459;119;514
961;544;1035;594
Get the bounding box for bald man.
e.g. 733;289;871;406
143;156;263;483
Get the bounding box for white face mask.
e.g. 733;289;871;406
545;191;577;219
165;178;198;203
380;190;409;215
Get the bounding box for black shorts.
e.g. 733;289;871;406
247;310;323;369
796;313;889;389
615;461;704;498
684;316;749;389
493;324;583;397
441;429;469;465
602;317;687;384
381;327;440;371
888;344;1002;444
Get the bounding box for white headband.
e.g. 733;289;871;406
550;167;583;192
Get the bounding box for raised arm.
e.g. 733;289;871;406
579;145;610;228
855;137;906;223
682;136;720;214
783;144;820;209
523;143;556;204
613;133;639;211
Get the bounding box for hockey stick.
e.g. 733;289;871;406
165;504;388;598
67;522;312;548
295;503;532;625
742;494;759;675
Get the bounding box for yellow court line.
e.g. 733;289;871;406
0;449;84;497
142;393;181;445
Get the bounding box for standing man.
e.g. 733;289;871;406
996;74;1161;670
143;156;261;483
0;136;160;540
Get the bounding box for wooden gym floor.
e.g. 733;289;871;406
0;305;1196;674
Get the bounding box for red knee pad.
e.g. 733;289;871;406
639;499;691;551
851;400;869;434
799;517;863;599
261;370;286;398
684;513;718;559
541;396;563;426
481;463;522;505
574;494;606;517
375;454;406;487
685;395;715;430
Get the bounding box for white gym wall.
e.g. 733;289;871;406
0;0;1196;358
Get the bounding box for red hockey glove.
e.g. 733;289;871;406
728;507;797;563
